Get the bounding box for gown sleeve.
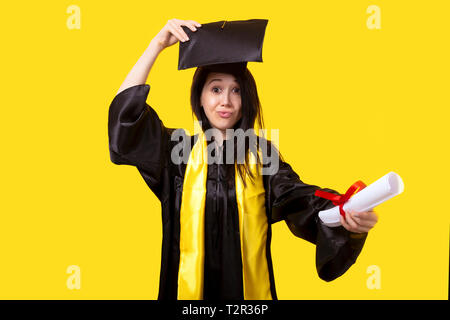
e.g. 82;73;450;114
267;160;368;282
108;84;170;199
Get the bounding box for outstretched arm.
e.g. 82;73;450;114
265;159;371;281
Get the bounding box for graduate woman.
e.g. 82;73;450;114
108;19;378;300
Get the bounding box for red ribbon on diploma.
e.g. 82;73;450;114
314;181;367;219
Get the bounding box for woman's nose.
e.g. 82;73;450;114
220;91;231;106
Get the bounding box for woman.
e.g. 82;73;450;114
108;19;378;300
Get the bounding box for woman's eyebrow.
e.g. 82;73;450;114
207;79;238;85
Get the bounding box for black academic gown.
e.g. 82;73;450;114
107;84;368;300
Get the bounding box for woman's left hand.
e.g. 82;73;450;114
340;210;378;233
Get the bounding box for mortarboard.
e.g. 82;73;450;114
178;19;268;73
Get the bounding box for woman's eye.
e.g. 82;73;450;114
211;87;240;94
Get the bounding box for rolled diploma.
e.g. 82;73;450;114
318;171;404;227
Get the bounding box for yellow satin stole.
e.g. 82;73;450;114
177;130;272;300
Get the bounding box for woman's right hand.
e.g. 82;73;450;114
151;19;201;50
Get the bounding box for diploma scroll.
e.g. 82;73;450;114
318;172;404;227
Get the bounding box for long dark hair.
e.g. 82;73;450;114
190;64;266;186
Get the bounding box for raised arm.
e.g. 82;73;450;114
115;41;161;96
108;19;201;198
116;19;202;95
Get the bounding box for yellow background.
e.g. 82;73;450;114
0;1;448;299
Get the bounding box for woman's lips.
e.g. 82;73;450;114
218;111;232;119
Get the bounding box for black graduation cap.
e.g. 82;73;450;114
178;19;268;73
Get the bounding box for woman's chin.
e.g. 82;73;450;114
211;119;237;131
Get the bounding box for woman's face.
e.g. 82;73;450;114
200;72;242;132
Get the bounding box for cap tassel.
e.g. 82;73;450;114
221;20;227;29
